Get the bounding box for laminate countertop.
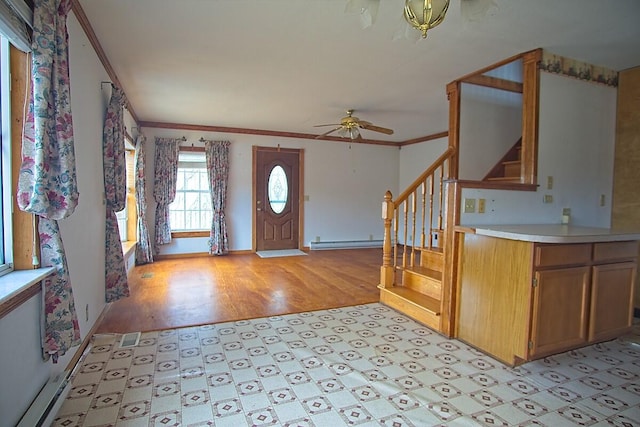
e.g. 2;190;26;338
455;224;640;244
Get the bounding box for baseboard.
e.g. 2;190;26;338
64;301;112;373
310;240;383;250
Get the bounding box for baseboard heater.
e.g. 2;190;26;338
17;370;71;427
310;240;383;250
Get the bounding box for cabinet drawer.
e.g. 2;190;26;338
593;241;639;263
534;244;591;268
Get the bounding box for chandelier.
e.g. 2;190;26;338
404;0;450;38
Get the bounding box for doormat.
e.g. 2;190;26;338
256;249;307;258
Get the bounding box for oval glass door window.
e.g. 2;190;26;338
268;165;288;214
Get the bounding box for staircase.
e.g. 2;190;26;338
379;148;455;334
483;138;523;182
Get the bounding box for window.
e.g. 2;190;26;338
0;36;13;276
116;137;135;241
169;150;212;231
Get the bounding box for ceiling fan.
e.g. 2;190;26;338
314;109;394;140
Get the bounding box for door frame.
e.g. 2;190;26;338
252;146;305;252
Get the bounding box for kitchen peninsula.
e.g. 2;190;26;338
455;224;640;366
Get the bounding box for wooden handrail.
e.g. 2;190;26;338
394;147;456;205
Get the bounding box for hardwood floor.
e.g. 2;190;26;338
97;248;382;334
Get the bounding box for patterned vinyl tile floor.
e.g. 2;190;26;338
53;303;640;426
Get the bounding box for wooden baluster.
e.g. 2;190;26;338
380;191;394;288
411;191;417;267
394;205;399;271
428;174;435;249
402;200;408;269
421;181;427;249
438;163;445;231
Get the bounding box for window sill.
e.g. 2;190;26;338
0;267;56;319
122;241;137;259
171;231;209;238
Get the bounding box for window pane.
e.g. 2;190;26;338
268;165;288;214
170;152;212;231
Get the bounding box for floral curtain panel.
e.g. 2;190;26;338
204;140;230;255
153;137;180;250
102;85;129;302
16;0;80;362
134;135;153;264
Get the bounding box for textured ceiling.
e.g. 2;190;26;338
78;0;640;143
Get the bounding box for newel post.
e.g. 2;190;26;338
380;190;394;288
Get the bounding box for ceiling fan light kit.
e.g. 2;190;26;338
404;0;450;38
314;109;394;141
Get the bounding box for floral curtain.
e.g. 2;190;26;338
102;85;129;302
134;134;153;264
204;140;230;255
153;137;180;250
16;0;80;362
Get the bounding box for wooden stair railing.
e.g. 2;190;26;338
379;147;455;334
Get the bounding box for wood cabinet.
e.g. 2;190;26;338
456;234;638;365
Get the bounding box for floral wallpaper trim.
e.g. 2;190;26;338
540;50;618;87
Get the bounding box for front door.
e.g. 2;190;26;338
253;146;302;251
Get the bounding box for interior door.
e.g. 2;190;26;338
254;147;301;251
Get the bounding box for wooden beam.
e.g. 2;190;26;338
462;75;523;93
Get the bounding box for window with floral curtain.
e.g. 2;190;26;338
134;134;153;264
103;85;129;302
16;0;80;362
154;137;180;250
204;140;230;255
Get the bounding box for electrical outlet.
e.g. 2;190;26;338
369;234;373;241
547;176;553;190
600;194;606;206
315;236;320;242
464;198;476;213
478;198;486;213
562;208;571;216
543;194;553;204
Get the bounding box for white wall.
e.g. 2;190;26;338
459;84;523;180
398;137;448;191
460;72;616;227
142;129;400;255
0;13;111;425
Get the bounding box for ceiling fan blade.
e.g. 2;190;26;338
359;121;394;135
315;126;342;139
313;123;340;127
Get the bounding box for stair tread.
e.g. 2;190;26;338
403;265;443;281
384;287;441;315
502;160;521;165
413;246;444;253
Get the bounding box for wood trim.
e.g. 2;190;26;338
0;281;40;319
155;252;210;260
399;131;449;147
450;48;541;84
446;81;460;179
70;0;139;123
462;75;523;93
521;49;542;185
449;179;538;192
9;46;35;270
171;231;209;238
442;180;461;337
140;121;398;146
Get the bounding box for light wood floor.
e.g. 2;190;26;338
97;248;382;334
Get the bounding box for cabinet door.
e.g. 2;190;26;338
589;262;637;342
530;266;590;359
